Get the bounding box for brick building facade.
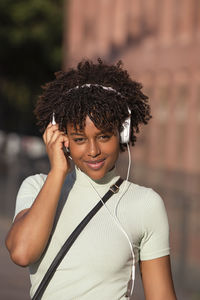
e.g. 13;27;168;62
64;0;200;294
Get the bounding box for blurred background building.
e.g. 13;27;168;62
1;0;200;299
65;0;200;296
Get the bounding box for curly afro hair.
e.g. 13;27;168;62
34;58;151;151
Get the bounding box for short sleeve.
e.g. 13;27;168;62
14;174;47;220
139;189;170;261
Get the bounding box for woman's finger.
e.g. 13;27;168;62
43;123;52;143
43;124;58;144
48;130;67;146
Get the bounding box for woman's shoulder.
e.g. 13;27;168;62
126;180;154;196
20;169;76;192
126;180;164;208
22;173;47;184
19;173;47;191
125;181;169;237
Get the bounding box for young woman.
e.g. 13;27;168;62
6;59;177;299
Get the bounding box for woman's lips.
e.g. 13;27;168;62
85;159;105;170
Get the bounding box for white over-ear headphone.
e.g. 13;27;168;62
52;109;131;145
120;108;131;144
65;84;131;145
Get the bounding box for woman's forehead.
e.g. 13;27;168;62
66;116;116;134
67;116;101;132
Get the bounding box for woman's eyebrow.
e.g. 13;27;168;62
69;130;112;136
70;132;85;136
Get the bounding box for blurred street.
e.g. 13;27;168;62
0;216;30;300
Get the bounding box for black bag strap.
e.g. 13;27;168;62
32;177;124;300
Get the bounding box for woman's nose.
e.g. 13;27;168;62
87;140;101;157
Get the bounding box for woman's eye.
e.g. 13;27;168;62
73;138;85;143
99;135;111;140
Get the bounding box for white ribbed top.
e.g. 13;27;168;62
15;167;170;299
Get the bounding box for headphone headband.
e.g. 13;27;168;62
67;84;122;96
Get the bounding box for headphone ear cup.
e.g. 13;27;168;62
120;115;131;144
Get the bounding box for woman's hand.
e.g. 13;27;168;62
43;123;71;176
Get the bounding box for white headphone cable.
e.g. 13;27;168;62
85;143;135;298
114;143;135;297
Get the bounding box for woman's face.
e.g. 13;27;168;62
67;116;120;180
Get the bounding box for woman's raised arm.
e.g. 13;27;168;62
5;124;70;266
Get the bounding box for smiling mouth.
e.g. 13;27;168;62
84;159;105;170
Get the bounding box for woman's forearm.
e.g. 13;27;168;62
5;170;66;266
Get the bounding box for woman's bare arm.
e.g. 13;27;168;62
140;255;177;300
5;123;70;266
5;170;66;266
